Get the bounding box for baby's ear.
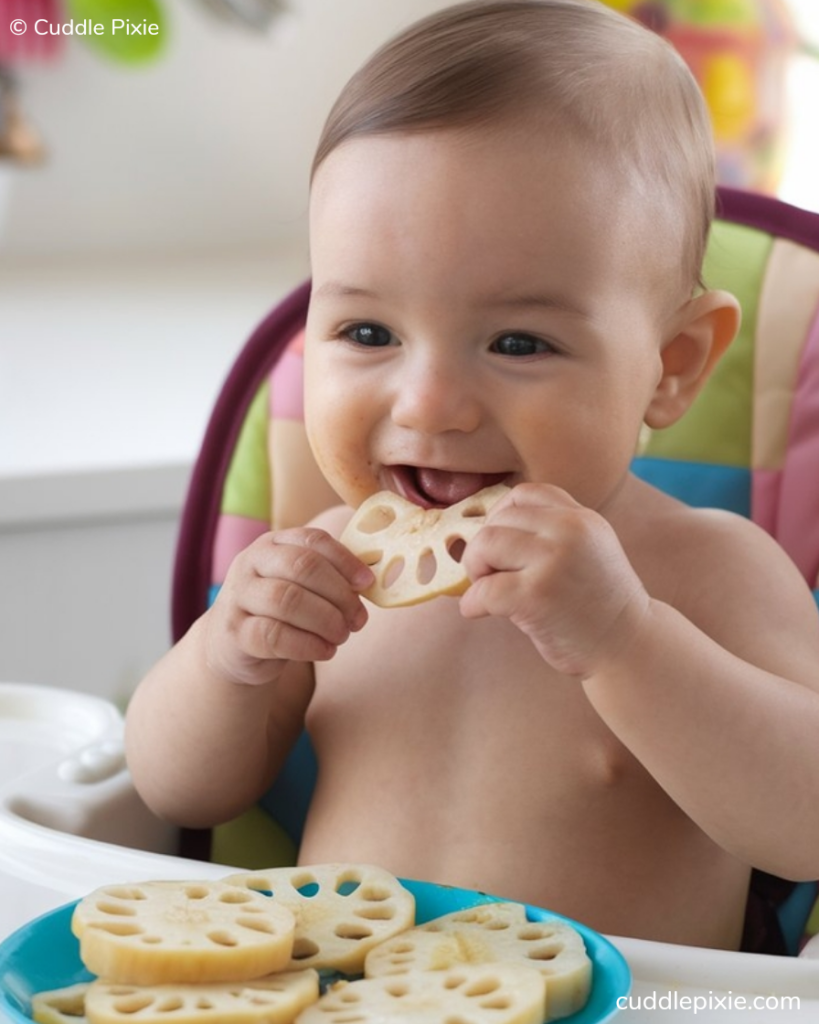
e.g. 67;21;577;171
644;289;741;430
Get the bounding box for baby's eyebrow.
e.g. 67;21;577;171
312;280;377;301
481;291;594;321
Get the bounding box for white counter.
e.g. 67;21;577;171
0;250;306;701
0;249;307;496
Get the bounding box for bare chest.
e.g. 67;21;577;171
307;599;636;799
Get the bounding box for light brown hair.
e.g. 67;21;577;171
311;0;715;295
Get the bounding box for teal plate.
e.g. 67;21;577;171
0;878;630;1022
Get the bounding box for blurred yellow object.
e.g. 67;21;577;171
703;51;757;143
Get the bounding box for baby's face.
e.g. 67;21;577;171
305;125;678;515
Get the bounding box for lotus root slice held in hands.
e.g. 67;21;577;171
340;484;510;607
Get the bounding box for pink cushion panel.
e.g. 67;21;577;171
270;330;306;422
212;513;270;583
774;310;819;587
751;469;780;539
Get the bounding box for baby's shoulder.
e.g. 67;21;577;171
622;476;772;569
632;493;816;643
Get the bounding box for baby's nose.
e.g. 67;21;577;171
391;353;481;434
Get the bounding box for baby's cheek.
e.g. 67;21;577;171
307;426;375;509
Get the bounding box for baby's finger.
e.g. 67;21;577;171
239;605;348;664
247;530;373;629
271;527;375;591
241;569;365;647
462;524;532;579
484;481;580;523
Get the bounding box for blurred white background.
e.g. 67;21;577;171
779;0;819;209
2;0;819;260
2;0;819;700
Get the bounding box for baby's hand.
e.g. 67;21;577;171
204;527;374;686
459;483;649;678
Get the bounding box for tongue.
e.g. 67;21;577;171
415;468;505;506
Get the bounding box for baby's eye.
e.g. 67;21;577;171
490;333;555;357
344;323;395;347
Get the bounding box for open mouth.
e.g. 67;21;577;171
391;465;509;509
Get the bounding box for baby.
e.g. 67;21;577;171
126;0;819;951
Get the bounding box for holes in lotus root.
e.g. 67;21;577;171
382;556;405;589
246;992;277;1006
103;887;148;902
207;930;239;947
356;549;383;569
360;883;391;902
355;904;396;922
390;941;415;954
237;916;277;934
416;548;437;585
292;937;321;960
336;879;361;897
297;881;321;898
517;925;554;941
480;996;512;1010
218;889;255;904
93;921;144;938
385;982;410;998
527;943;561;962
156;996;184;1012
335;922;374;941
96;900;138;918
113;993;155;1014
355;505;397;534
197;997;215;1009
39;991;87;1017
445;535;467;563
184;885;210;900
464;977;501;999
459;499;491;519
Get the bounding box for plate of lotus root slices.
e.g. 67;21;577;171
0;864;630;1024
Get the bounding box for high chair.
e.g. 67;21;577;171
170;186;819;957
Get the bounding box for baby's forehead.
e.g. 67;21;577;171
312;122;687;278
309;129;687;332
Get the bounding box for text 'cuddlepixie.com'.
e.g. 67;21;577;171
618;990;801;1014
7;18;159;38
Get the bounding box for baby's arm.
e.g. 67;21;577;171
125;523;372;828
461;483;819;879
578;538;819;880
